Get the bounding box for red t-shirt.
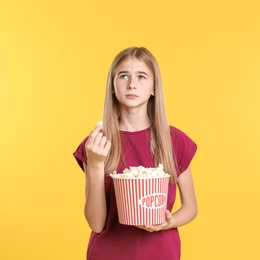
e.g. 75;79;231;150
73;126;197;260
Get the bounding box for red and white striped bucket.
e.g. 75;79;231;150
112;176;169;225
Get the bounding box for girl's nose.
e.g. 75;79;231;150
127;78;136;89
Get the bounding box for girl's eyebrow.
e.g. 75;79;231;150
137;71;150;77
117;71;129;75
117;71;150;77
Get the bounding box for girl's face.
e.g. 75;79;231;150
113;58;154;111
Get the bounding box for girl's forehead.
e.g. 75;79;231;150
116;57;152;73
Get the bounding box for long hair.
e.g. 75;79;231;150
103;47;177;183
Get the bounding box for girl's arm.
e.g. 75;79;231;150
166;166;198;228
83;125;111;233
139;166;198;232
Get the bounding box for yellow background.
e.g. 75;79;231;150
1;0;259;259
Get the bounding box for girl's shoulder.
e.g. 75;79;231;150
169;125;197;148
169;125;194;141
169;125;197;174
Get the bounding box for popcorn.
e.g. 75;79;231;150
96;120;103;127
110;164;170;179
110;164;170;225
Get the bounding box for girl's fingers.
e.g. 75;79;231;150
85;123;111;156
104;140;111;154
99;135;108;148
92;131;105;147
98;137;111;156
87;125;102;144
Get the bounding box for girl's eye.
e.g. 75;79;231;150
138;75;146;80
119;74;128;79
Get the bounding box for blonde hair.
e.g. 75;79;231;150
103;47;176;183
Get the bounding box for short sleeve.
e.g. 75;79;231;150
170;126;197;176
73;136;89;172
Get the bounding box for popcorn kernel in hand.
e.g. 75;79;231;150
96;120;103;127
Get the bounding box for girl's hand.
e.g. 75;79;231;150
85;125;111;165
138;167;198;232
136;210;174;232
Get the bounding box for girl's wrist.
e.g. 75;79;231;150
87;161;105;174
87;160;105;168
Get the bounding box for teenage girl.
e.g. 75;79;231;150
73;47;198;260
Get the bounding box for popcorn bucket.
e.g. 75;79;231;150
111;176;170;225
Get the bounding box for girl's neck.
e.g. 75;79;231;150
118;109;151;132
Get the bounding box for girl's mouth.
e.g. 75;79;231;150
126;94;138;98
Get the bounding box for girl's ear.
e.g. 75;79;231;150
151;88;155;96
